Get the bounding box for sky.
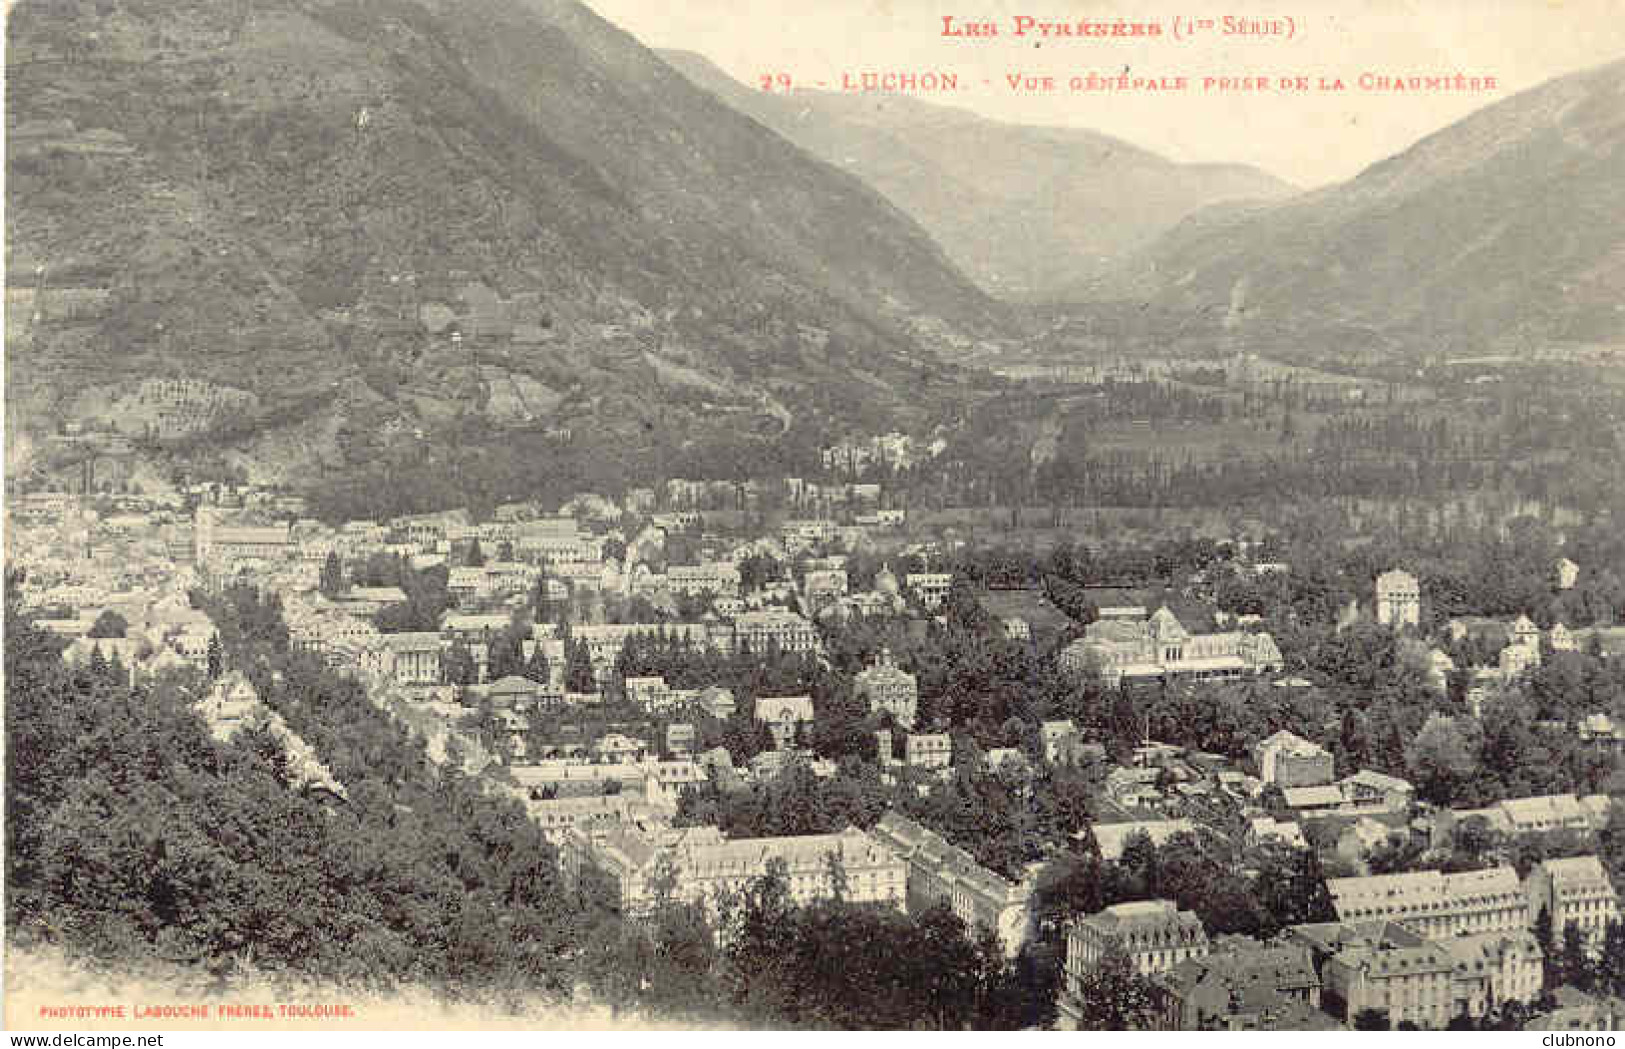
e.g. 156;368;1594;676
583;0;1625;188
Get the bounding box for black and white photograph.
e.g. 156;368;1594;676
5;0;1625;1035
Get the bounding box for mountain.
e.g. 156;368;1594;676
1075;59;1625;366
5;0;1010;506
659;49;1295;304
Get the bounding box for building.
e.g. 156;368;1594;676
571;623;712;677
1500;640;1540;678
194;508;292;566
522;792;675;845
1339;769;1416;812
868;812;1034;957
905;573;953;611
592;733;651;763
904;732;952;771
1091;819;1199;862
1041;719;1082;764
1440;931;1543;1020
698;686;736;720
1438;793;1605;844
854;647;918;728
1326;867;1527;940
665;722;696;758
755;695;814;748
382;632;442;685
732;608;821;654
333;586;409;621
1058;901;1210;1027
1058;608;1283;688
1289;921;1454;1029
1375;569;1421;629
1254;730;1335;788
1152;944;1323;1031
1248;816;1309;850
562;822;905;918
624;675;677;713
1526;856;1619;947
667;561;741;598
1556;557;1580;591
801;569;848;613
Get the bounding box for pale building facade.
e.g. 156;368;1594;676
1375;569;1421;629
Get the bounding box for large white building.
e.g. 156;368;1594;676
1058;607;1283;688
868;812;1035;957
854;647;918;728
1326;867;1527;940
755;695;815;748
733;608;821;655
1375;569;1421;629
562;822;905;918
1526;855;1619;948
1057;901;1209;1029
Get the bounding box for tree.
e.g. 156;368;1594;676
564;638;596;694
86;609;128;639
319;551;345;598
1535;905;1559;990
524;644;551;686
442;641;477;686
465;537;485;567
205;633;223;680
1599;919;1625;998
1065;948;1160;1030
1405;714;1477;806
1353;1007;1390;1030
1561;921;1592;991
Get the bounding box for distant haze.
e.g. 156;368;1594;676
586;0;1625;188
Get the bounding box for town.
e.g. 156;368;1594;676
8;464;1625;1031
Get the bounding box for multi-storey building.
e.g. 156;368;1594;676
755;695;815;748
868;812;1034;957
1041;719;1082;764
624;676;678;713
1254;730;1336;788
1326;867;1528;940
801;569;849;614
1058;608;1284;688
382;632;442;685
733;608;821;654
855;647;918;728
1058;901;1210;1028
522;792;676;845
905;573;953;611
1152;944;1323;1031
440;612;513;644
1068;900;1209;977
1437;793;1609;845
904;732;952;771
1526;856;1620;947
562;822;906;918
1440;931;1544;1020
194;508;291;566
667;561;741;598
1289;921;1454;1029
1375;569;1421;629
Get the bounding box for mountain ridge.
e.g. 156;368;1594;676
6;0;1010;499
1071;57;1625;364
657;48;1297;304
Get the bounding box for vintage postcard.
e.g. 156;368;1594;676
5;0;1625;1035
